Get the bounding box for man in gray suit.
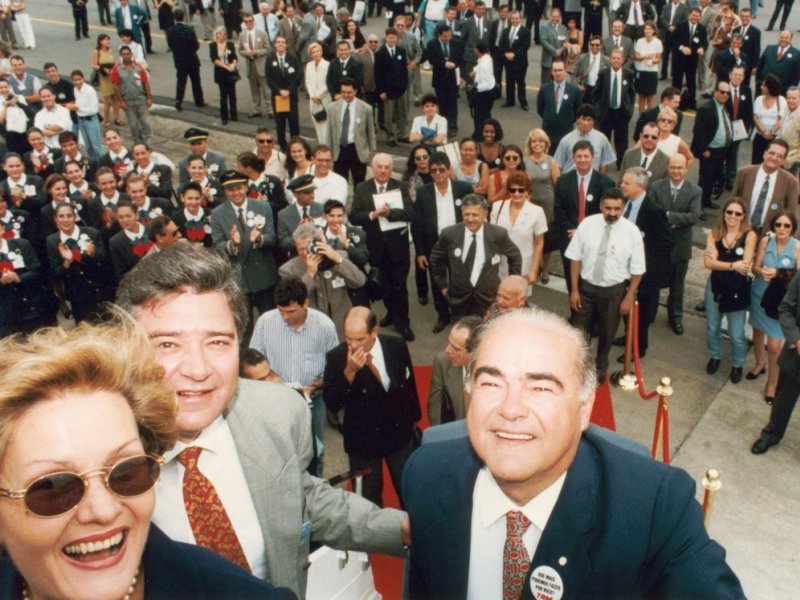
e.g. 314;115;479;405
277;174;324;258
572;35;610;102
618;121;669;184
116;244;409;600
327;77;376;186
239;12;274;118
428;316;482;425
647;154;701;335
603;19;635;68
295;1;317;63
458;1;492;85
539;8;567;83
211;170;279;316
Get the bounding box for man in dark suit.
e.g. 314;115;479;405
114;0;147;46
499;11;531;110
648;154;701;335
752;271;800;454
349;153;416;341
671;7;707;109
166;9;206;111
715;34;750;86
429;195;522;319
618;122;669;183
603;19;635;67
633;86;683;140
402;309;745;600
537;59;583;154
553;140;615;292
324;306;420;507
658;0;688;79
489;4;511;86
265;35;301;153
615;0;656;40
375;28;409;147
619;167;673;359
426;23;463;138
733;8;760;84
326;40;365;98
458;1;492;84
412;152;472;333
108;200;151;280
210;170;278;317
757;30;800;92
725;65;754;189
593;49;636;166
691;81;733;214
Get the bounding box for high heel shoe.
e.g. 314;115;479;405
746;366;766;380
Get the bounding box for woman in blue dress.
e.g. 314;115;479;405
749;211;800;404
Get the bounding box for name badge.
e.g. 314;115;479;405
491;254;500;265
331;276;346;288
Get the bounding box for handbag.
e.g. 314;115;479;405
761;269;796;320
312;106;327;122
228;67;241;83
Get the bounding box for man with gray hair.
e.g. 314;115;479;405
116;244;410;599
430;194;522;319
402;307;744;598
485;273;530;320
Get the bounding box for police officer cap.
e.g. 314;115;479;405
184;128;209;142
219;170;249;187
286;174;316;193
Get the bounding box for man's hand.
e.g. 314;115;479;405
441;287;448;297
146;96;153;108
567;228;577;239
85;240;96;257
702;150;710;159
445;60;456;69
315;239;342;263
379;92;387;101
416;255;428;269
569;289;581;312
229;224;241;246
344;344;367;383
306;252;322;278
249;223;262;243
0;270;20;284
504;51;514;61
280;89;289;97
619;295;634;315
401;514;412;547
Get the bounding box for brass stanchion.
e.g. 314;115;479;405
612;302;638;390
651;377;673;463
702;469;722;530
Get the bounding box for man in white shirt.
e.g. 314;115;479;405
311;145;347;205
33;86;74;149
71;69;104;162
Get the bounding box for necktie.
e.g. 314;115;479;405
511;27;517;43
464;233;477;281
316;16;321;30
671;186;679;198
670;4;675;25
390;47;394;59
779;47;785;61
341;103;350;147
733;88;740;121
615;36;620;49
378;184;385;194
610;72;619;109
264;15;268;31
302;206;308;219
641;154;648;168
634;4;640;26
238;207;246;228
553;84;560;109
445;42;450;57
593;224;612;283
478;18;483;38
578;176;586;222
502;511;531;600
177;447;251;573
138;208;149;224
279;56;285;70
751;176;770;229
248;31;254;50
366;353;384;388
624;201;633;219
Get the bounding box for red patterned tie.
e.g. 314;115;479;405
578;176;586;223
503;511;532;600
177;446;251;572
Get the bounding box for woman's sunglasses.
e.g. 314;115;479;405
0;455;163;518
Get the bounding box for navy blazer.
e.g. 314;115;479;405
114;5;147;45
757;44;800;91
627;195;673;290
536;81;583;151
425;37;464;91
412;180;472;257
402;432;745;600
733;24;761;73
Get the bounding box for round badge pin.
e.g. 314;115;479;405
353;235;360;243
530;566;564;600
455;199;462;206
454;247;462;257
324;270;333;279
7;252;16;260
204;224;213;234
771;203;778;210
586;194;593;202
735;247;744;256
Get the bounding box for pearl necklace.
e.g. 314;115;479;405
23;566;140;600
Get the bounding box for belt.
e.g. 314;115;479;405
78;115;97;120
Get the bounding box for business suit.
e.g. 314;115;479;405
757;44;800;92
166;21;205;108
593;66;636;163
326;98;376;186
429;222;522;318
326;55;365;98
276;202;323;258
265;52;301;152
732;165;800;236
715;48;750;86
211;199;278;312
114;3;147;45
412;180;472;323
648;177;701;326
239;27;272;117
633;103;682;141
618;147;668;183
602;34;634;68
615;1;656;40
725;83;754;187
671;20;707;105
459;15;493;82
402;432;745;600
350;178;414;328
0;237;53;338
539;21;567;83
691;98;730;208
278;13;303;57
108;228;151;281
571;51;609;102
375;44;409;143
536;80;583;154
733;23;760;80
658;0;688;78
490;16;512;86
499;24;531;108
426;35;463;136
324;334;420;506
428;350;466;425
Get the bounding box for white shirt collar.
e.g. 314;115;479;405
59;226;81;243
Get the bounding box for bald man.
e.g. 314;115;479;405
486;274;530;319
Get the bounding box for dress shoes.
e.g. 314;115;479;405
418;296;428;306
379;313;394;327
617;351;645;363
695;302;706;312
706;358;720;374
397;324;415;342
765;395;775;405
195;102;209;108
730;367;743;383
520;104;529;111
398;137;410;143
612;335;625;347
746;367;766;380
248;112;262;118
175;101;183;111
751;437;777;455
670;321;684;335
432;319;450;334
502;102;515;107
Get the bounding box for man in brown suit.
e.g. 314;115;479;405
278;4;303;58
732;139;799;237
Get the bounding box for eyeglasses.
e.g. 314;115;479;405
658;118;675;124
508;187;527;193
430;167;448;174
256;138;274;144
775;222;793;229
503;155;520;161
641;134;658;139
725;209;744;216
0;455;163;518
414;154;429;160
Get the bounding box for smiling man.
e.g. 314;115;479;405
402;307;744;600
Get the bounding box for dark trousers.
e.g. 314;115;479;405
505;64;528;106
368;0;382;17
242;285;275;343
572;279;627;374
768;0;795;30
726;140;742;187
72;6;89;38
752;133;770;165
660;32;672;77
427;268;450;322
449;293;490;319
667;257;689;324
601;108;631;167
491;49;506;88
698;147;728;207
334;143;367;186
672;56;698;103
415;264;428;300
141;21;154;53
760;363;800;443
472;90;495;140
435;85;458;135
97;0;111;24
176;67;205;105
217;81;238;122
635;284;660;355
274;94;299;151
378;248;410;326
348;438;415;508
365;90;384;128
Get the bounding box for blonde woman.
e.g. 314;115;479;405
305;42;330;143
210;26;239;125
523;128;560;284
654;106;694;166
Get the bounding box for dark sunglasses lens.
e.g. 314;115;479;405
109;456;160;497
25;473;85;517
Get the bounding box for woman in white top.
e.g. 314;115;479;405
752;74;788;165
652;106;694;165
633;21;662;112
491;170;547;290
409;92;447;148
304;42;330;143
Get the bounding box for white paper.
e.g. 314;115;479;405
352;0;366;22
375;189;408;232
316;22;331;42
436;141;461;167
732;119;748;142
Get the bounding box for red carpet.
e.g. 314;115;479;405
370;365;616;599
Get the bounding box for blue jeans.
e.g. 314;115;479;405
310;391;325;475
751;0;759;17
705;279;748;367
77;115;105;162
423;19;438;46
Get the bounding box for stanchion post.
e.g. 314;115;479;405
651;377;673;463
614;302;639;390
702;468;722;530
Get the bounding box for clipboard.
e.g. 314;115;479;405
731;119;749;142
375;189;408;232
275;95;291;113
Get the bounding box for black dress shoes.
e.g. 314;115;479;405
520;104;529;111
695;302;706;312
432;319;449;334
396;325;415;342
730;366;742;383
704;201;720;210
379;313;394;327
502;102;515;107
706;358;720;374
670;321;684;335
418;296;428;306
751;437;778;455
746;367;766;380
612;335;625;347
175;101;183;111
617;351;645;363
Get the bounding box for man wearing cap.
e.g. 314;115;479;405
178;128;227;186
277;174;324;261
211;170;279;317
